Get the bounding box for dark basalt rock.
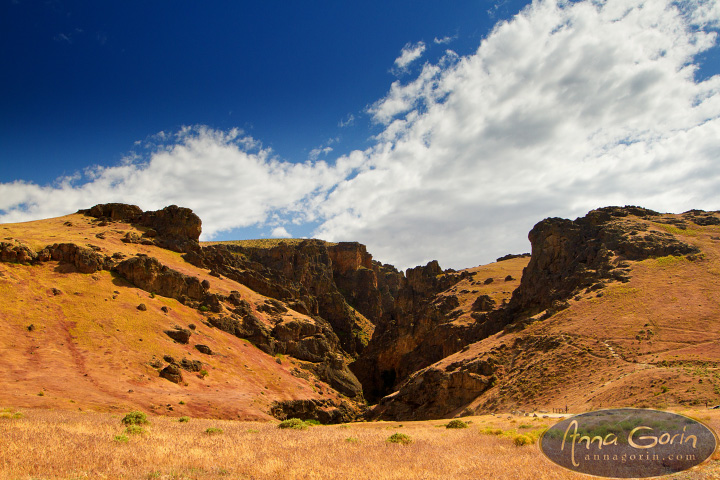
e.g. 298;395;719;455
471;295;496;312
164;327;191;344
269;398;364;424
81;203;202;253
505;205;700;319
159;364;183;383
180;358;202;372
115;256;206;302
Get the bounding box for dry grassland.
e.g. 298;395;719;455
2;407;720;480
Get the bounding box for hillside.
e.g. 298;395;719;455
1;203;719;423
372;207;720;419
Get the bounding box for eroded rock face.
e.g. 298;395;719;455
372;359;495;420
269;398;365;424
0;241;37;263
371;207;711;420
506;206;700;318
81;203;202;253
190;240;378;356
350;260;474;402
115;255;206;302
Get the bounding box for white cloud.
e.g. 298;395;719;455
2;0;720;272
433;36;455;45
315;0;720;269
309;146;333;161
393;41;426;71
0;126;353;239
270;226;292;238
338;114;355;128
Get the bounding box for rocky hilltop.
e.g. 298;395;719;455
1;203;719;422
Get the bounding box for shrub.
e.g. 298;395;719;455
114;435;129;443
199;369;209;378
205;427;223;435
387;433;412;445
178;416;190;423
304;419;321;426
0;411;23;420
345;436;359;443
278;418;308;430
125;425;146;435
446;419;468;429
481;427;503;435
513;434;533;446
199;306;209;312
122;411;149;425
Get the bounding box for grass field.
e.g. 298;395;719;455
2;407;719;480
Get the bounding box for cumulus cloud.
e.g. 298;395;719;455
393;41;426;71
270;226;292;238
315;0;720;268
0;126;354;239
2;0;720;271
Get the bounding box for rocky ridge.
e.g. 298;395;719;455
369;206;713;420
2;203;716;422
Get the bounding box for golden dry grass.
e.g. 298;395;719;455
2;407;719;480
0;408;586;480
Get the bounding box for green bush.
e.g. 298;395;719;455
513;434;533;446
446;419;468;429
205;427;223;435
304;419;321;426
125;425;146;435
278;418;308;430
387;433;412;445
481;427;504;435
114;435;129;443
345;436;359;443
122;411;149;425
178;416;190;423
0;411;23;420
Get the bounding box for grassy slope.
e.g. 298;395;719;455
435;214;720;414
0;213;339;420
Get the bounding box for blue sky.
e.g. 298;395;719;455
2;0;720;270
1;1;525;183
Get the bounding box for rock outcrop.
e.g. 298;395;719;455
269;398;364;424
506;206;700;319
81;203;202;253
186;240;378;356
371;206;709;420
115;255;207;303
350;261;477;401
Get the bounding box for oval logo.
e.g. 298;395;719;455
540;409;717;478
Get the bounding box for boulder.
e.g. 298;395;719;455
159;364;183;383
164;327;191;344
471;295;496;312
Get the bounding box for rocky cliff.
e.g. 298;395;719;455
369;206;715;420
